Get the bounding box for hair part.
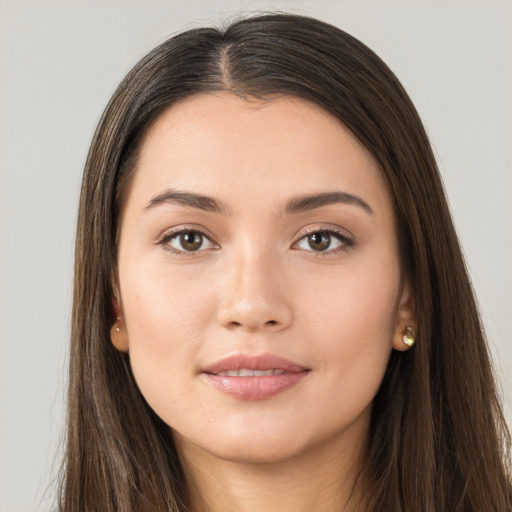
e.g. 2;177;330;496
60;12;511;511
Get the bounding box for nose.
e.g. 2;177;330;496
216;248;293;332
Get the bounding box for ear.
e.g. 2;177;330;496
110;296;129;353
392;280;417;352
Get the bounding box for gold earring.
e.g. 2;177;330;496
402;326;415;347
115;316;121;332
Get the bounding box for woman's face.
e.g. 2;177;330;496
114;93;414;464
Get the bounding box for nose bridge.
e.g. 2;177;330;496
216;237;292;331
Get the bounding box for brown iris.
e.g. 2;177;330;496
307;232;331;251
179;231;203;251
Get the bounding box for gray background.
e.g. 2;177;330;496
1;1;510;510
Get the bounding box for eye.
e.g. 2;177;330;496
160;229;216;253
295;229;351;253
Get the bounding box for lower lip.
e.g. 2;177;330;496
204;371;309;400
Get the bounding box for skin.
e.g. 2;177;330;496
112;93;416;512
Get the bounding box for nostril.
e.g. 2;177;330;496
227;319;279;330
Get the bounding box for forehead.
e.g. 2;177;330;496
129;92;390;215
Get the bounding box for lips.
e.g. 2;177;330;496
202;353;310;400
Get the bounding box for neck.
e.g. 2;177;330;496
175;420;370;512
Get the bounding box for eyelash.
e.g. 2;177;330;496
294;226;354;256
156;226;218;257
156;226;354;257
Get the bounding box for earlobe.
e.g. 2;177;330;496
110;298;129;352
392;280;417;352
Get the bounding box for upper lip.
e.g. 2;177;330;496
203;353;309;375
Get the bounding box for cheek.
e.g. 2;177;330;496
295;258;400;402
298;251;400;338
121;250;215;337
118;257;216;408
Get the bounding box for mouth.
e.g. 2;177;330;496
215;368;287;376
202;353;310;400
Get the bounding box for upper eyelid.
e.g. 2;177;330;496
156;225;217;244
293;225;352;243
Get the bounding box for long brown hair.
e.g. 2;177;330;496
60;12;511;511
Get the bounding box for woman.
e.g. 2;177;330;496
59;12;511;511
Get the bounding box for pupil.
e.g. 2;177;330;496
181;231;202;251
308;232;330;251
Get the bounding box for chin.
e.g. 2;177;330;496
174;424;310;465
210;437;306;464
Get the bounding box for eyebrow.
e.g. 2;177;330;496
145;189;233;215
283;191;373;216
145;189;373;216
